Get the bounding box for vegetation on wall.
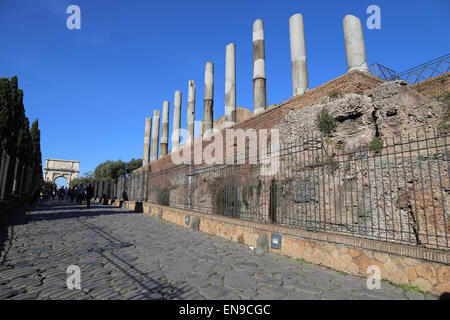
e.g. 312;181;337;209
316;107;336;134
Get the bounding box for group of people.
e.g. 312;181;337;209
68;184;94;207
49;183;94;208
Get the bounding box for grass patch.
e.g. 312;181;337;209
401;282;423;293
296;257;311;264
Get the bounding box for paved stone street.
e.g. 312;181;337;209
0;200;436;300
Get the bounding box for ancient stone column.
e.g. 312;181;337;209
161;101;170;157
343;15;369;73
253;19;266;114
203;62;214;138
187;80;195;145
224;43;236;128
172;90;182;151
289;13;308;96
142;117;152;166
151;110;160;162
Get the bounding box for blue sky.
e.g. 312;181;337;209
0;0;449;184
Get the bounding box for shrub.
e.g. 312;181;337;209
369;136;384;153
316;107;336;134
328;89;343;100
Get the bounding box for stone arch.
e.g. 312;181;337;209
44;159;80;188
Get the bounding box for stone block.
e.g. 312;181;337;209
412;278;432;293
405;266;417;282
256;232;268;255
415;263;438;285
190;216;200;231
437;266;450;283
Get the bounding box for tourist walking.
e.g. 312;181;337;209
85;184;94;208
76;184;85;205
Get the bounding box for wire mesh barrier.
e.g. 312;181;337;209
0;147;41;203
370;53;450;84
96;130;449;250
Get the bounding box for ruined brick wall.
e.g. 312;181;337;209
412;72;449;98
131;71;448;249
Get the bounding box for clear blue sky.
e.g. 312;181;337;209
1;0;449;182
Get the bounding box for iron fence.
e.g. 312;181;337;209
98;129;449;250
370;53;450;84
0;147;41;203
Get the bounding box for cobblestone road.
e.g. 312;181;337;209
0;200;436;300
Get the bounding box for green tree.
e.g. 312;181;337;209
126;158;143;173
94;160;127;180
0;78;13;152
30;119;42;172
70;172;94;188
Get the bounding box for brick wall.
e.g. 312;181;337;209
136;71;385;174
412;72;449;98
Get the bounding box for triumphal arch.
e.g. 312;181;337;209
44;159;80;187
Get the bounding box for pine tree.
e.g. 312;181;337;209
30;119;42;172
0;78;13;152
8;76;21;155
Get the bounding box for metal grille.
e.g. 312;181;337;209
370;53;450;84
98;130;449;250
0;147;41;201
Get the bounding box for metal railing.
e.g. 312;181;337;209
0;147;41;203
96;129;449;250
370;53;450;84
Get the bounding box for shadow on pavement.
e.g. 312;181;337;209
0;199;199;300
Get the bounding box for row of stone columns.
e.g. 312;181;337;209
142;13;369;163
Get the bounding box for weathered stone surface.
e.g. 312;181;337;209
412;278;432;293
404;266;417;282
256;232;268;255
415;263;438;285
383;258;408;284
373;252;389;263
437;266;450;283
433;282;450;296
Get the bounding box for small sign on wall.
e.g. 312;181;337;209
271;234;282;250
